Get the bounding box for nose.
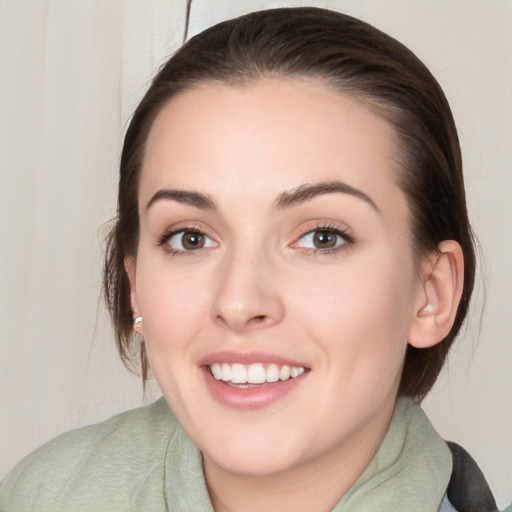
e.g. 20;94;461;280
211;247;285;334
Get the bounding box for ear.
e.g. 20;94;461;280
124;256;143;336
408;240;464;349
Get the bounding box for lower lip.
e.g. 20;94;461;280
202;367;307;410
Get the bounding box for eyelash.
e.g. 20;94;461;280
293;223;354;255
157;226;215;255
157;223;354;256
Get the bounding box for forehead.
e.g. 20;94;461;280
141;78;406;217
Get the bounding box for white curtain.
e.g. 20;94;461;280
0;0;188;476
1;0;511;507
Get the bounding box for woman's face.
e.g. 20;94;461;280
129;79;427;477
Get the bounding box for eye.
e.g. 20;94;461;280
166;229;216;252
294;227;351;252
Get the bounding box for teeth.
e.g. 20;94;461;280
266;364;280;383
247;363;266;384
211;364;223;380
231;364;246;384
221;363;231;381
280;365;291;380
290;367;305;378
209;362;306;385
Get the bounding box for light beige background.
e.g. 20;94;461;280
1;0;510;507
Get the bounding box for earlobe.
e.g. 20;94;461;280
125;256;144;336
408;240;464;349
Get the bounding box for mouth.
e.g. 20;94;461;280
209;362;306;388
200;354;310;409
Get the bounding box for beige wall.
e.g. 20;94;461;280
1;0;510;507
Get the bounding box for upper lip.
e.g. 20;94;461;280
197;351;309;368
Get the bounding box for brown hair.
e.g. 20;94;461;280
103;7;475;400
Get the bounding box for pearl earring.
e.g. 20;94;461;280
133;316;143;336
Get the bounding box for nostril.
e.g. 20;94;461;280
248;315;268;326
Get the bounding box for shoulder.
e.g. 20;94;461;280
0;397;179;511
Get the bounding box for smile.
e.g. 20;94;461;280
209;363;306;385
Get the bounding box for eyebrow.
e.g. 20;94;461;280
145;180;379;213
146;189;216;211
274;180;380;212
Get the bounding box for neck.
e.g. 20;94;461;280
203;400;395;512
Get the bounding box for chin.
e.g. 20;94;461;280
194;420;304;477
204;443;300;477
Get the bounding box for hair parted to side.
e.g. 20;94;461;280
103;7;475;401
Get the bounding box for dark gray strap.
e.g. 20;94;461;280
446;441;498;512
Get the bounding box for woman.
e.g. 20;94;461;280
0;7;506;512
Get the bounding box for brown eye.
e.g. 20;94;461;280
167;230;215;252
313;230;337;248
182;231;205;250
294;227;350;252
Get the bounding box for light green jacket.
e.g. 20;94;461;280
0;397;454;511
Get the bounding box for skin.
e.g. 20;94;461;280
127;78;462;512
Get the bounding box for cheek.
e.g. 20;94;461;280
295;254;413;324
135;261;209;354
289;252;416;372
135;264;210;411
